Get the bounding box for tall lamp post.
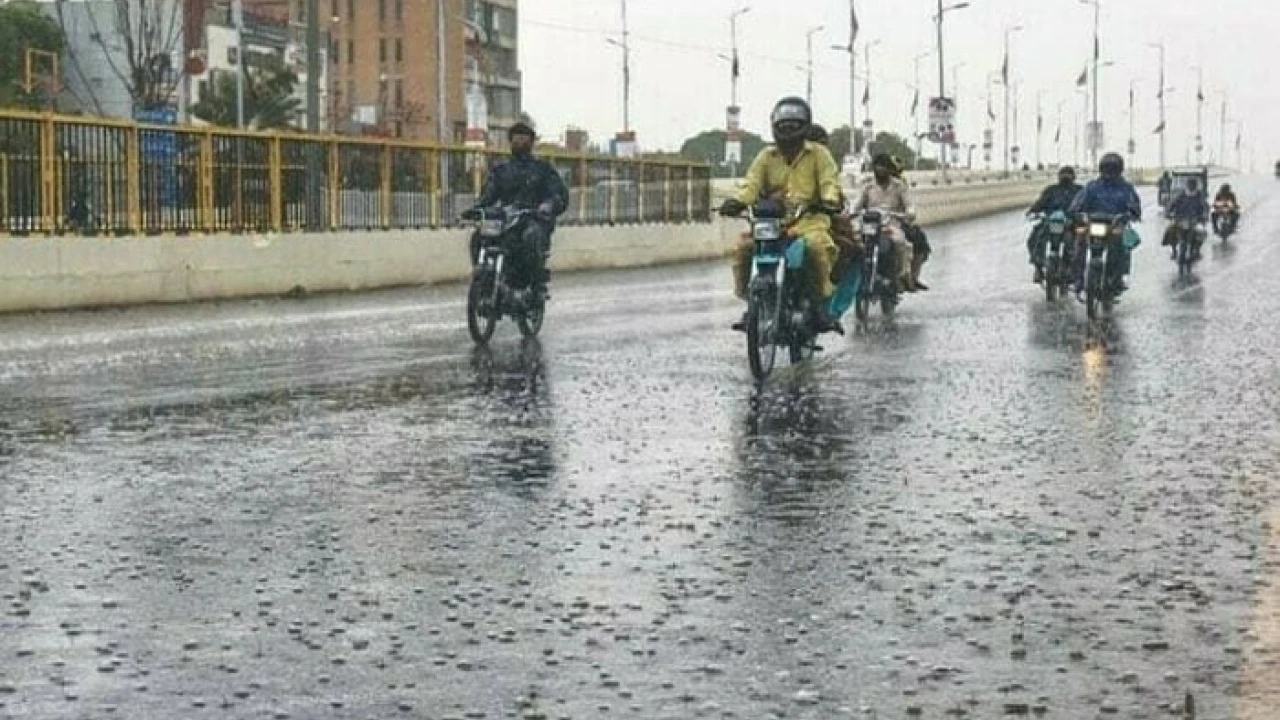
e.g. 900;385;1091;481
934;0;971;178
913;51;933;170
805;25;825;105
1148;41;1167;170
831;1;860;162
1079;0;1102;166
1002;25;1023;175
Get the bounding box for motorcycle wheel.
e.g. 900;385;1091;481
467;271;499;344
517;292;545;338
746;281;780;381
1045;256;1059;302
1085;266;1102;321
880;291;896;318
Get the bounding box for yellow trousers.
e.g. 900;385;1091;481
732;225;837;302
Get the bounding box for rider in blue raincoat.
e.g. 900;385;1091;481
1068;152;1142;294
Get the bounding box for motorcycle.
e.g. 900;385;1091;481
1075;213;1133;321
853;208;905;322
464;206;547;344
1030;210;1073;302
1170;216;1204;276
1211;201;1238;240
733;204;827;381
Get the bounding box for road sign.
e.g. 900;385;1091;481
928;97;956;145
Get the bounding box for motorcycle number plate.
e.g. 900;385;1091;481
1089;223;1109;238
862;223;879;236
753;221;782;241
480;219;504;237
1049;221;1067;234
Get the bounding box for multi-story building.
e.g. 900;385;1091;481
245;0;519;144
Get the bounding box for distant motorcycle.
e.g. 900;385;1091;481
463;206;547;344
1076;213;1132;320
729;203;827;381
1029;210;1073;302
854;208;906;322
1211;201;1238;240
1170;216;1204;276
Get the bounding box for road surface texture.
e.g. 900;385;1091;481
1;177;1278;720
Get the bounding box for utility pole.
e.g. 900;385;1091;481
1219;97;1227;170
1002;26;1022;175
935;0;946;175
305;0;321;228
1128;80;1136;170
622;0;631;132
1078;0;1101;166
729;7;749;109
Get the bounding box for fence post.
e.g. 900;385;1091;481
126;122;141;234
577;155;587;224
686;165;694;222
663;165;672;223
635;158;645;223
608;160;617;225
269;134;283;232
427;148;440;228
199;130;214;232
39;114;55;233
328;140;340;230
380;142;392;229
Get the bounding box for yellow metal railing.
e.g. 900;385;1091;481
0;109;713;236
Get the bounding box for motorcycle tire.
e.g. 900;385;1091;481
746;282;780;381
467;271;499;344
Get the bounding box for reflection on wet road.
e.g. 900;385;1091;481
1;178;1279;719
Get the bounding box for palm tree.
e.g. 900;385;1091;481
193;61;302;130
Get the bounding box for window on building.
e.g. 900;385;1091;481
394;80;403;109
379;39;387;63
347;40;354;64
347;0;354;22
331;0;339;20
395;121;404;138
395;39;403;63
331;40;339;64
297;0;305;21
486;87;519;119
395;0;403;22
348;80;356;103
378;0;386;22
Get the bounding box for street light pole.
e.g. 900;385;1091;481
934;0;969;178
1003;25;1022;175
914;52;932;170
729;7;749;109
1194;65;1203;165
1079;0;1101;166
1219;97;1227;169
1148;42;1166;169
805;25;824;106
233;0;244;128
622;0;631;132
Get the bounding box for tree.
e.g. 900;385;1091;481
54;0;184;115
0;2;66;110
192;62;302;130
679;129;767;177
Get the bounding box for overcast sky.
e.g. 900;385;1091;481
521;0;1279;169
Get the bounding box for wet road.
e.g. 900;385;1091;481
2;177;1279;719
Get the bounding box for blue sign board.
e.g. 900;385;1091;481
135;108;179;209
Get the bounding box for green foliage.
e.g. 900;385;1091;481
0;2;66;110
192;62;303;130
679;129;767;177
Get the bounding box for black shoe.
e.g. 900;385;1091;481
1033;266;1045;284
914;280;929;292
731;313;748;332
818;317;845;336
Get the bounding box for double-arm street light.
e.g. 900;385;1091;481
934;0;971;175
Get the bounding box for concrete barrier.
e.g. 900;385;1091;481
0;223;721;314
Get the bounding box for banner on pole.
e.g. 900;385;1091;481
928;97;956;145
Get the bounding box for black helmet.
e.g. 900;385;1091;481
1058;165;1077;183
1186;178;1200;192
508;116;537;140
1220;183;1232;193
770;96;812;148
805;123;829;145
1098;152;1124;178
871;153;894;171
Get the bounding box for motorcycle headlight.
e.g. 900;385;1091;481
1048;221;1067;234
861;223;879;236
1089;223;1109;238
480;218;504;237
752;220;782;241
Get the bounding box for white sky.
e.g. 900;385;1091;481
521;0;1280;169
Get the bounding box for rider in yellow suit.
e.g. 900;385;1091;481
721;97;843;334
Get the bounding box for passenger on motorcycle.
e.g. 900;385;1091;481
849;153;919;291
1212;183;1241;231
722;97;844;333
1163;177;1209;258
887;156;931;290
1025;165;1083;283
463;120;570;299
1068;152;1142;295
